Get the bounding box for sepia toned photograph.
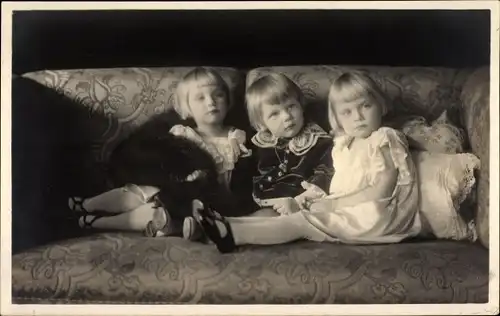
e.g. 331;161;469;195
1;1;498;316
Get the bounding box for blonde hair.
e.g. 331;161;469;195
245;73;305;131
328;71;390;135
173;67;231;120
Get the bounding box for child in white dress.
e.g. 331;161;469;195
67;67;254;237
190;70;423;253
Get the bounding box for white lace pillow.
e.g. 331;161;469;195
412;150;480;241
401;110;466;154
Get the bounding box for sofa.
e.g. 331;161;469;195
10;64;491;304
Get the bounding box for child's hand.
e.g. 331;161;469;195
272;197;301;215
295;181;327;209
229;129;252;158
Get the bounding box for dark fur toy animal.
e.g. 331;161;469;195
107;114;232;231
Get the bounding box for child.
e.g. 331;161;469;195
246;73;334;215
68;67;255;237
190;70;423;253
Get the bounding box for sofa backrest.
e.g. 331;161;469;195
22;67;247;163
22;65;474;165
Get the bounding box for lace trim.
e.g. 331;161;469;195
441;210;477;242
454;153;481;207
453;153;480;242
251;122;330;156
169;125;242;174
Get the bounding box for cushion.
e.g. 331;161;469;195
400;110;466;154
21;67;246;163
11;233;488;304
412;151;480;241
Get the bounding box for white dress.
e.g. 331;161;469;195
169;125;247;190
302;127;423;244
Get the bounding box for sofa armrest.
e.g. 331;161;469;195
460;66;490;248
11;77;111;253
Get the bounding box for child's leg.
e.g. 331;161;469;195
182;207;278;241
247;208;280;217
79;201;166;231
69;184;160;214
192;200;328;253
227;212;327;245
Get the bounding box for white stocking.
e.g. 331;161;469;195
75;184;160;214
228;212;327;245
81;202;166;231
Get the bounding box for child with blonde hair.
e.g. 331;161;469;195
189;70;422;253
68;67;255;237
244;73;334;215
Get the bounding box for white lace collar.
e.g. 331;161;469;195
251;122;330;156
169;125;225;166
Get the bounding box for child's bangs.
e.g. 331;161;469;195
264;89;298;106
192;73;223;89
331;79;372;104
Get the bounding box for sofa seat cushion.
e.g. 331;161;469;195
12;233;488;304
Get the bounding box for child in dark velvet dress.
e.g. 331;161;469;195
247;74;334;216
184;73;335;249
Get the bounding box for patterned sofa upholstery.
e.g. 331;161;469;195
11;65;490;304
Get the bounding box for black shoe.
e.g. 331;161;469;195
191;200;236;253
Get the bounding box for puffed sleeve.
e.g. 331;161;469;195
367;127;414;186
228;128;247;145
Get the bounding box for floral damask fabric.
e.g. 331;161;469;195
22;67;245;163
12;233;488;304
460;67;490;248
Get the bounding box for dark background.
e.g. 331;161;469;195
13;9;490;75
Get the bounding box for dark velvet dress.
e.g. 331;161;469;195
251;122;335;203
168;124;259;217
107;114;257;222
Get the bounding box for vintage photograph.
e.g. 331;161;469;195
1;1;498;315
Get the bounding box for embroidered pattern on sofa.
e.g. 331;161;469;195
12;233;489;304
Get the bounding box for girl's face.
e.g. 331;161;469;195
260;98;304;139
188;84;228;126
334;96;382;138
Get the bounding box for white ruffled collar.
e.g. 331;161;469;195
251;122;330;156
170;124;226;166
